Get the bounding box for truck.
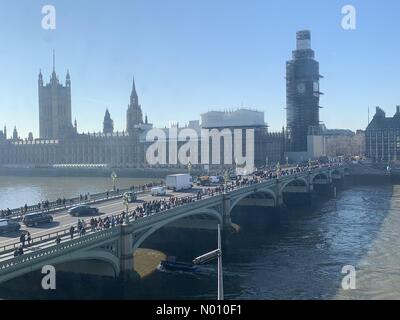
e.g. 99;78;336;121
166;174;192;191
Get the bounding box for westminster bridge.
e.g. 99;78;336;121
0;164;347;284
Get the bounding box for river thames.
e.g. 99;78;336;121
1;175;399;300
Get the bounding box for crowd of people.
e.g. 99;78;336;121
1;182;164;219
13;231;32;257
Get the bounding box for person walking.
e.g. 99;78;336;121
55;236;61;244
70;226;75;240
20;232;26;248
26;232;32;247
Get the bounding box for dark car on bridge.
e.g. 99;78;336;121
68;205;99;217
23;212;53;227
0;219;21;234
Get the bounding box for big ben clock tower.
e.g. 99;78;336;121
286;30;323;152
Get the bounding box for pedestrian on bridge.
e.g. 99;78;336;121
70;226;75;240
55;236;61;245
26;232;31;246
90;217;96;232
20;233;26;248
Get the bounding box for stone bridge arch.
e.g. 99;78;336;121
55;249;121;277
230;188;278;211
132;208;223;252
280;177;308;193
310;171;330;182
0;247;121;284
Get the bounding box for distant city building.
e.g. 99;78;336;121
286;30;323;152
201;109;285;167
365;106;400;162
201;109;265;129
324;126;365;157
38;52;74;139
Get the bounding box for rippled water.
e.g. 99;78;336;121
0;176;399;300
0;176;157;210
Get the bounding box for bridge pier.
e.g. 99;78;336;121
222;193;232;230
276;179;284;207
119;223;136;279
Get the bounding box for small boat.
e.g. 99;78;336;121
158;256;198;272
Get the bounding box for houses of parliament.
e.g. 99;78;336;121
0;57;153;168
0;56;286;169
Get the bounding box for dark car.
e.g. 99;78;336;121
0;219;21;234
23;212;53;227
68;205;99;217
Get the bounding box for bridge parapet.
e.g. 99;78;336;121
0;227;120;283
129;195;224;232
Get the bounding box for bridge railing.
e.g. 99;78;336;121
0;188;132;219
0;210;128;256
0;227;120;275
0;183;163;221
129;194;224;230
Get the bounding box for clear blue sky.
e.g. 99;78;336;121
0;0;399;138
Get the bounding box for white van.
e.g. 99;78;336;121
151;186;167;196
123;191;137;203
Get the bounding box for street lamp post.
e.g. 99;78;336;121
111;171;117;192
188;161;192;176
224;171;229;191
193;224;224;300
217;224;223;300
123;195;129;213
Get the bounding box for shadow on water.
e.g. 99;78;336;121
224;180;394;300
0;178;395;300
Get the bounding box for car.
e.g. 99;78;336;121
0;219;21;234
23;212;53;227
68;205;99;217
123;191;137;203
151;186;167;196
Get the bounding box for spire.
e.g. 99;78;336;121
38;69;43;86
12;126;18;140
130;75;138;105
103;108;114;134
50;50;58;84
66;69;71;87
127;75;143;133
53;49;56;73
132;75;136;94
